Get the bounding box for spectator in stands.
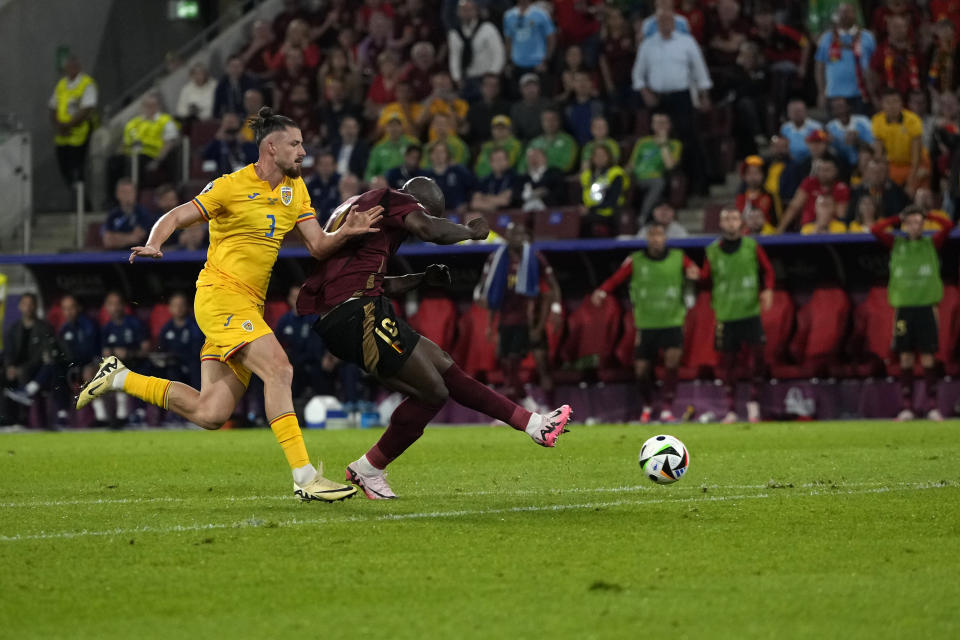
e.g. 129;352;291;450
305;151;341;225
555;45;590;103
926;19;959;98
448;0;506;99
737;155;776;228
930;91;960;196
419;70;469;136
931;0;960;34
376;79;423;139
591;220;699;423
57;295;99;380
580;116;619;172
639;0;691;41
426;142;474;213
826;97;874;168
366;51;402;119
268;18;321;71
847;157;910;222
467;74;510;145
238;19;276;79
913;187;953;228
909;89;934;150
470;148;518;213
1;294;58;426
202;112;258;176
870;0;921;48
704;0;750;74
524;109;578;173
814;3;876;115
285;84;321;144
701;207;775;423
779;129;840;204
358;12;397;79
780;99;824;162
517;147;565;211
401;41;440;101
749;4;809;119
564;72;604;146
553;0;602;65
333;116;370;178
779;154;850;232
801;193;848;234
762;134;791;219
503;0;556;81
599;6;636;110
847;193;879;231
477;222;560;406
49;54;97;190
317;47;364;106
102;179;152;250
96;292;150;427
274;48;316;112
366;115;419;182
156;292;203;391
337;173;361;204
868;14;923;104
627;111;681;224
872;87;927;192
213;55;260;118
743;206;776;235
424;113;470;168
176;62;216;122
273;0;309;40
579;144;627;237
727;40;771;157
871;205;954;421
316;76;363;145
475;115;522;179
639;203;688;238
385;144;426;190
107;92;180;196
238;89;265;144
393;0;444;58
510;74;553;141
633;11;712;195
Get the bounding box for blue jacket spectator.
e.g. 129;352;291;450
564;72;605;146
202;113;258;176
156;294;203;388
826;97;874;167
305;152;341;226
427;142;475;212
101;292;148;361
503;0;556;72
213;55;261;118
385;145;427;191
102;179;153;250
57;296;100;368
779;99;823;162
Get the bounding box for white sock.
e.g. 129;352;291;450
293;463;317;486
111;370;129;391
92;398;108;422
116;394;129;420
353;454;382;476
524;413;544;437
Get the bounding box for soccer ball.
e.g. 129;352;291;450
638;435;690;484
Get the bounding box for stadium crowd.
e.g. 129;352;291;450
20;0;959;428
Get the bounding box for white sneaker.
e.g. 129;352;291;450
927;409;944;422
722;411;739;424
76;356;127;409
345;462;397;499
746;401;761;423
293;464;358;502
896;409;915;421
528;405;573;447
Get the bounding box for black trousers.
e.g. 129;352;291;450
55;142;89;186
655;90;709;195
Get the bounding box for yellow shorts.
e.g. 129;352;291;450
195;285;273;387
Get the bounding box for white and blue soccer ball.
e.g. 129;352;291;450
639;434;690;484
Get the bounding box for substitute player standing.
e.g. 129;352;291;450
701;207;774;424
297;177;572;499
871;205;954;421
590;221;699;424
77;107;383;501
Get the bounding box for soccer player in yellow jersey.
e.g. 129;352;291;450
76;107;383;502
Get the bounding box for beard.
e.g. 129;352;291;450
281;161;302;178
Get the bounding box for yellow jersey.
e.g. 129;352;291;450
192;164;314;302
801;220;848;234
871;110;923;165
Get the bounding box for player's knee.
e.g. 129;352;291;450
194;405;233;430
420;379;449;407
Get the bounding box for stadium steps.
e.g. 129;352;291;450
21;211;106;253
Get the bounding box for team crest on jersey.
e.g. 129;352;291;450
242;320;254;332
280;186;293;206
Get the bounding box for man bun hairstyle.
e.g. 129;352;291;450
248;106;297;145
402;176;445;217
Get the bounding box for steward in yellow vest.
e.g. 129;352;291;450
48;55;97;184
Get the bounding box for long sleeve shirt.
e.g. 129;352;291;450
632;31;712;92
598;252;696;294
447;20;506;83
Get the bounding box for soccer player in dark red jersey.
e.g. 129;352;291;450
297;177;573;499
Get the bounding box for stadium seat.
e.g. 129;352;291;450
668;172;688;209
682;291;718;378
532;208;580;240
410;297;457;353
939;285;960;376
761;290;795;367
450;304;498;381
189;119;220;150
782;288;850;378
564;175;581;205
149;304;172;341
481;210;528;238
703;204;722;233
263;300;289;329
45;300;64;331
559;294;621;373
847;287;895;377
599;309;635;383
85;222;103;250
137;189;156;210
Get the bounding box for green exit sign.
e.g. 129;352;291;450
168;0;199;19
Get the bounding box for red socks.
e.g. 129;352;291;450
367;397;442;469
442;364;531;431
720;351;738;412
900;366;915;411
662;366;678;412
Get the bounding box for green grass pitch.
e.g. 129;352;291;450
1;421;959;639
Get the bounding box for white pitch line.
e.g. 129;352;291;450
0;483;951;543
0;480;945;509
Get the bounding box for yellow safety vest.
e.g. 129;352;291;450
123;113;177;158
580;165;629;217
54;74;96;146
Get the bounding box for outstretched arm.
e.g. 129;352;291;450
403;209;489;244
128;202;205;262
296;205;384;261
383;265;451;298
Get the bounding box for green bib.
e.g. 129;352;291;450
888;236;943;307
705;236;760;322
629;249;686;329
